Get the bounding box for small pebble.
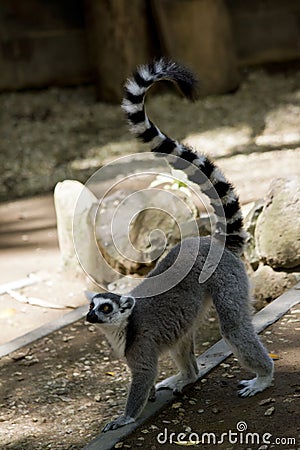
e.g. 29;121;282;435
264;406;275;416
105;389;114;395
172;402;182;409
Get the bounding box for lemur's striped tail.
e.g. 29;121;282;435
122;58;246;254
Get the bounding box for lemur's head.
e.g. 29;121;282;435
85;292;135;326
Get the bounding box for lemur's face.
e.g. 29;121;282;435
86;292;135;325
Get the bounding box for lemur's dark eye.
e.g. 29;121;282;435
100;303;113;314
89;302;94;310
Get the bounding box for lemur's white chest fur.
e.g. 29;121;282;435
101;321;129;358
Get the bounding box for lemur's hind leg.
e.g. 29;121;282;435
220;317;273;397
148;385;156;402
156;331;199;394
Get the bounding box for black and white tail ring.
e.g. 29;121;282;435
122;58;246;254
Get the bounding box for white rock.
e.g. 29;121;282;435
255;176;300;269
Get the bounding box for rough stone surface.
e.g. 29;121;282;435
250;265;299;309
255;176;300;269
54;180;100;285
244;200;264;269
96;186;199;280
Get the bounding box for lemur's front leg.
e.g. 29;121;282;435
102;366;157;432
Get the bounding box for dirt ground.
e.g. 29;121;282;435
0;305;298;449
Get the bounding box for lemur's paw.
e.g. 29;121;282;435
156;373;197;394
238;375;273;397
102;415;135;432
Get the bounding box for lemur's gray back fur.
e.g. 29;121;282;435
122;58;246;255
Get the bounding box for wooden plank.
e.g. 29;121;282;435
0;275;42;295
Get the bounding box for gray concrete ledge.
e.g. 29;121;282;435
0;305;87;358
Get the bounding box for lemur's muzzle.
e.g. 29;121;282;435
86;310;98;323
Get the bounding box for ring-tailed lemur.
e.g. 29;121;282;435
86;59;274;432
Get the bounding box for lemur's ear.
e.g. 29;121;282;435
120;295;135;311
84;291;99;303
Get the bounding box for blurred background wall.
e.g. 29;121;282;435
0;0;300;102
